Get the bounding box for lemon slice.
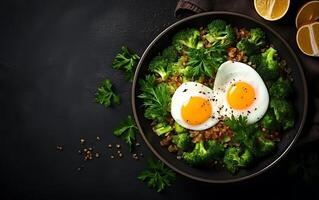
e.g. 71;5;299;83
296;22;319;57
295;1;319;29
254;0;290;21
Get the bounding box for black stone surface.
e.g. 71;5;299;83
0;0;318;199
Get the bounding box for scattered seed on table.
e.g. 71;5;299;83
77;167;82;172
116;144;121;149
119;153;123;158
117;150;121;154
110;155;115;159
107;144;112;148
95;153;100;158
56;145;63;151
83;148;87;152
96;136;101;141
80;139;85;144
139;153;143;157
176;156;182;160
77;150;82;154
135;143;140;147
88;147;93;151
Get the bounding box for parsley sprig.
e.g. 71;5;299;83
113;115;137;151
112;46;140;81
138;158;176;192
95;79;120;107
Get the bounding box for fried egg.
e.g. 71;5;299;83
171;82;219;130
213;61;269;124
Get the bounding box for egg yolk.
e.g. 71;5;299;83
227;81;256;110
181;96;212;125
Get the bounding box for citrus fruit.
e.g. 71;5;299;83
254;0;290;21
296;22;319;57
295;1;319;29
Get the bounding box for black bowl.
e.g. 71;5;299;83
132;12;308;183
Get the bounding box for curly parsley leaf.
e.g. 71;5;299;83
112;46;140;81
138;75;171;122
186;46;226;79
138;158;176;192
95;79;120;107
113;115;138;151
224;115;257;152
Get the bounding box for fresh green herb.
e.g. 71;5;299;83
138;158;176;192
224;115;257;152
113;115;137;151
186;46;226;79
138;75;171;122
112;46;140;81
95;79;120;107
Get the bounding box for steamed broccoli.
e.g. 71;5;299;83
223;147;253;173
249;54;262;66
270;98;294;130
172;133;192;150
206;140;225;158
153;122;173;136
269;77;292;98
182;140;225;166
206;20;236;47
248;28;266;48
162;46;178;63
255;131;275;157
182;141;209;166
174;122;185;133
236;39;258;56
261;110;278;130
172;28;200;51
148;56;172;81
257;47;279;80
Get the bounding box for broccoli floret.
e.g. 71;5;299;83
257;47;279;80
206;140;225;158
172;133;192;150
206;20;236;47
152;122;173;136
162;46;178;63
269;77;292;98
182;141;209;166
172;28;200;51
255;131;276;157
249;54;262;66
207;19;227;33
174;122;185;133
223;147;253;173
248;28;266;48
261;109;278;130
270;98;294;130
236;39;258;56
148;56;172;81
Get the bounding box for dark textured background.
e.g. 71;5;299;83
0;0;318;199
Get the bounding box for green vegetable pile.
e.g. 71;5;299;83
138;19;295;173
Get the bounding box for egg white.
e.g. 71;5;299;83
213;61;269;124
171;82;219;131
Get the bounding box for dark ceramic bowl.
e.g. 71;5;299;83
132;12;308;183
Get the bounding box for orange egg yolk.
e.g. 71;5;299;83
227;81;256;110
181;96;212;125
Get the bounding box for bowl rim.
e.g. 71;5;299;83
131;11;308;183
